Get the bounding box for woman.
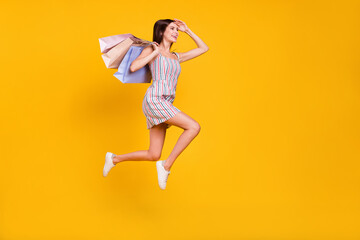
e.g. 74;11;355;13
103;19;209;190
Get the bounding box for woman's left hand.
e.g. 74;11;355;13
174;19;189;32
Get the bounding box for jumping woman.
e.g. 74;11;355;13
103;18;209;190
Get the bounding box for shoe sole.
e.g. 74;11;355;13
103;152;115;177
156;160;167;190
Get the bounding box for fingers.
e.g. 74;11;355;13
151;42;159;50
174;22;183;27
174;19;186;28
174;19;184;23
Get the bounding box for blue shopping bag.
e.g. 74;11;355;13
114;44;152;84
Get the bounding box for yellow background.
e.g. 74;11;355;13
1;0;359;239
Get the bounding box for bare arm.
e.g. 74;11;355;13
178;28;209;63
173;19;209;63
130;43;159;72
186;28;209;51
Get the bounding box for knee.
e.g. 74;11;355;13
191;122;201;135
147;151;161;161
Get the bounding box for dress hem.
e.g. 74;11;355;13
146;110;181;130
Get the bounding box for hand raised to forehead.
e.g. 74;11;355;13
174;19;189;32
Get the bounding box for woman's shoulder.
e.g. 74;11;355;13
171;52;180;61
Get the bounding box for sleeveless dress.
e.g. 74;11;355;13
142;52;181;129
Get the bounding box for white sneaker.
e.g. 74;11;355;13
103;152;116;177
156;160;171;190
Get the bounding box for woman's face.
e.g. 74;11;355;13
163;22;179;43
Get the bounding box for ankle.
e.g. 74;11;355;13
112;155;120;164
163;164;171;172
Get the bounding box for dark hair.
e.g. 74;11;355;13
153;19;175;49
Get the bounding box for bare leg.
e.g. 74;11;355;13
113;122;168;164
162;111;201;171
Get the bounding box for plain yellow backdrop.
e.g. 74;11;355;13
1;0;359;239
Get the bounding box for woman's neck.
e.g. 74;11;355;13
159;40;171;53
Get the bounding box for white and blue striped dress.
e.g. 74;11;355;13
142;52;181;129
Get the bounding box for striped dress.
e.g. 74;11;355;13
142;52;181;129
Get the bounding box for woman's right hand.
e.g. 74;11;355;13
151;42;160;54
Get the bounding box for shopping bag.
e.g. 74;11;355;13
99;33;134;53
100;34;153;69
113;44;153;84
101;37;133;68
